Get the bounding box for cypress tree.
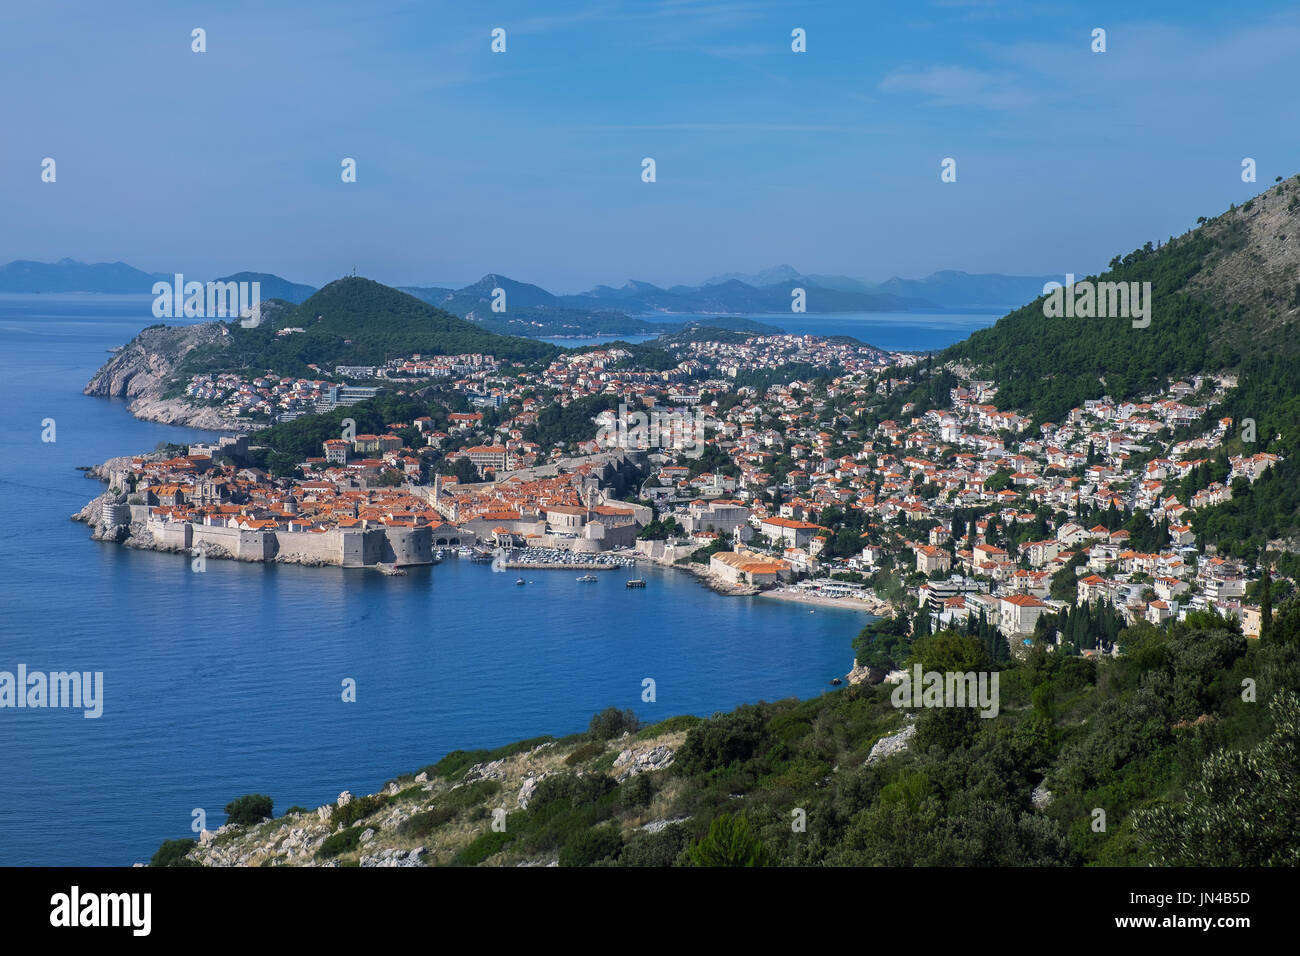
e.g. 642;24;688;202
1261;567;1272;641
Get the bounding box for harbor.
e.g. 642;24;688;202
487;546;637;570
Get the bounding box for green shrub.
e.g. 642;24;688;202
284;806;310;815
635;714;703;740
559;825;624;866
565;741;606;765
332;793;387;828
150;838;200;867
1133;691;1300;865
444;779;501;810
589;707;641;741
529;773;616;816
619;825;690;866
398;805;457;839
676;705;770;777
224;794;273;827
687;813;770;867
316;826;364;859
618;773;655;809
454;830;515;866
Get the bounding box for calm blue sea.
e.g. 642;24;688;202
0;294;986;866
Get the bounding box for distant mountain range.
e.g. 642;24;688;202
560;276;932;314
394;268;1069;336
3;258;1065;339
0;259;319;303
208;272;317;304
699;265;1064;310
395;272;930;336
0;259;169;294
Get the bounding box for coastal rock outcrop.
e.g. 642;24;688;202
125;396;251;431
847;661;889;686
83;321;253;430
85;321;229;400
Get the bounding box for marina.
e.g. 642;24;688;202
492;546;637;570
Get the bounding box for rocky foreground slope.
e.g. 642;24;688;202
169;728;690;867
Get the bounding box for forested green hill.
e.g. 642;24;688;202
172;277;560;382
943;176;1300;554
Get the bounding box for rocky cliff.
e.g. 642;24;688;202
85;322;227;399
83;322;252;429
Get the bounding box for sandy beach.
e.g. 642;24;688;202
759;587;889;615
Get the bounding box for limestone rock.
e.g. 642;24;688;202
847;661;888;685
518;776;538;809
463;758;507;783
640;817;690;834
613;744;675;782
866;723;916;765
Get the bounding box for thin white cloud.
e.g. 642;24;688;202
879;64;1035;110
573;122;861;131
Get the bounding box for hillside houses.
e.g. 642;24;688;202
114;324;1285;641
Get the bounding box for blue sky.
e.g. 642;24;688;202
2;0;1297;292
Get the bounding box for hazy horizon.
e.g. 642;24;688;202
0;256;1070;298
